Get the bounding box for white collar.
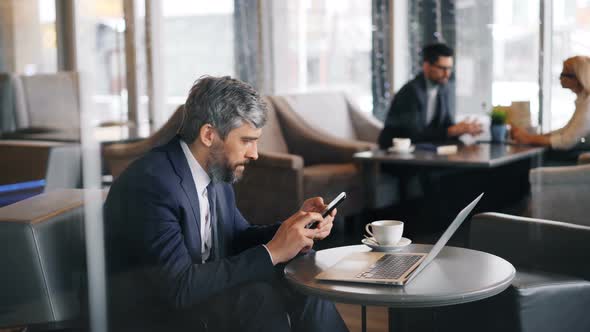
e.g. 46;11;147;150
179;140;211;195
425;78;439;92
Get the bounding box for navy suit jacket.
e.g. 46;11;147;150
104;137;280;323
378;72;455;148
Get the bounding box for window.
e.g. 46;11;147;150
550;0;590;130
76;0;128;126
270;0;372;112
455;0;540;127
161;0;235;117
0;0;57;73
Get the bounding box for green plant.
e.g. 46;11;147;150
490;107;508;125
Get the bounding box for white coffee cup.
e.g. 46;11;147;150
365;220;404;245
392;138;411;151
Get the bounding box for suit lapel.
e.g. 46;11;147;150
415;73;428;126
164;137;202;244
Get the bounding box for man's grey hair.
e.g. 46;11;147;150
178;76;267;143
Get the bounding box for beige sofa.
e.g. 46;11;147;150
234;97;373;225
273;92;383;145
271;92;406;207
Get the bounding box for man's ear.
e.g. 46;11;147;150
199;124;216;147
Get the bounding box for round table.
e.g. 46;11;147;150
285;244;515;331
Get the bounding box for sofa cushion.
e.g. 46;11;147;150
20;72;79;129
283;92;357;140
258;97;288;154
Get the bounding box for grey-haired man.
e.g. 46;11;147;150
104;76;348;331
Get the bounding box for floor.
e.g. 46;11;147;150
336;303;389;332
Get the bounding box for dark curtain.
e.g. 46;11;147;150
234;0;260;88
408;0;456;75
372;0;393;121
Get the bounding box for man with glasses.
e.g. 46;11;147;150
378;43;482;148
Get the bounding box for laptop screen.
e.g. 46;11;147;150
405;193;484;283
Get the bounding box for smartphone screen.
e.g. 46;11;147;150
305;192;347;229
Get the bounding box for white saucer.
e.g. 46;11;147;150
361;237;411;251
388;146;415;154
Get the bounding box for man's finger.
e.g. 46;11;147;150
303;236;314;248
302;227;318;238
293;212;321;227
307;197;324;207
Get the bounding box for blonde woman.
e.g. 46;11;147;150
512;55;590;149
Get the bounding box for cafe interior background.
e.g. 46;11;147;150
0;0;589;331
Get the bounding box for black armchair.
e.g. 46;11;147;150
466;212;590;332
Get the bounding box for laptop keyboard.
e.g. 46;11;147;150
357;254;422;280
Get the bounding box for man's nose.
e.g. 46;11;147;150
246;142;258;160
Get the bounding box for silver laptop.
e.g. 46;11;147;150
315;193;483;286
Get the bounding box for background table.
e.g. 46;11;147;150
1;124;151;144
285;244;515;331
354;143;545;209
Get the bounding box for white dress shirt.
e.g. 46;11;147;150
550;92;590;150
179;140;275;264
425;79;439;126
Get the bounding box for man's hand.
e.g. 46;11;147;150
266;211;323;265
300;197;336;241
448;119;483;137
300;197;325;214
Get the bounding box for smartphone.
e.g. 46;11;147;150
305;192;347;229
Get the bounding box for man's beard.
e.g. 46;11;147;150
207;141;249;184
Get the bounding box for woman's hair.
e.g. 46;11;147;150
567;56;590;94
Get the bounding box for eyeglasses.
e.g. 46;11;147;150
560;72;576;79
431;63;453;72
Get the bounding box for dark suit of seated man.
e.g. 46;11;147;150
103;76;348;332
378;43;482;149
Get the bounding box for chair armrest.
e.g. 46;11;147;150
270;97;373;165
529;164;590;224
254;151;304;170
578;152;590;165
103;105;184;178
346;97;383;143
470;212;590;279
530;164;590;185
234;152;304;225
